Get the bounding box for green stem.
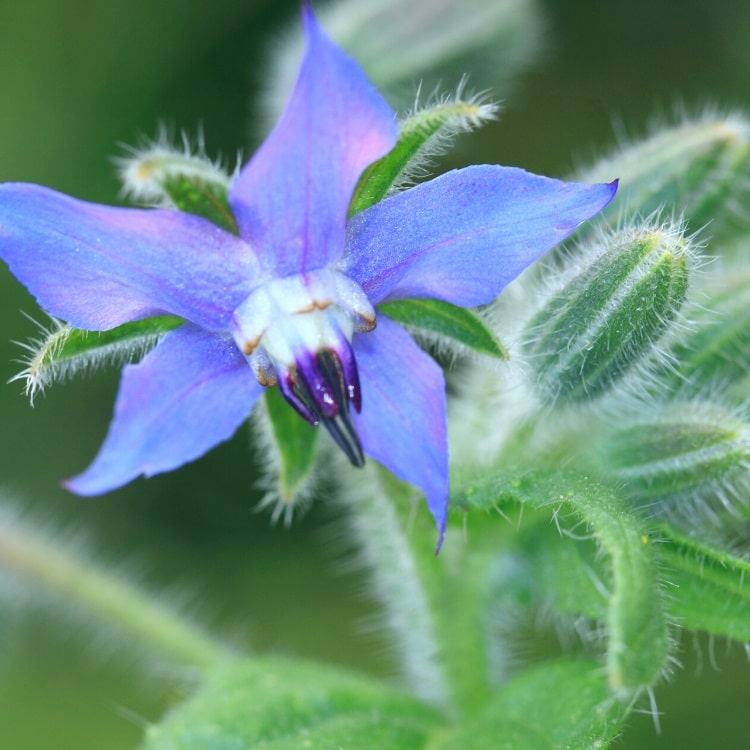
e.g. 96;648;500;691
0;514;231;670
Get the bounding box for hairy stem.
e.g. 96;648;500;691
0;513;231;670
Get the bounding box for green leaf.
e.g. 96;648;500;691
15;316;184;401
434;659;628;750
656;523;750;641
348;96;497;216
453;471;671;697
260;386;319;505
380;299;508;359
142;656;440;750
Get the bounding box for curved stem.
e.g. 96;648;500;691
0;512;231;670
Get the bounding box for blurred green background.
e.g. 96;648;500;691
1;1;750;748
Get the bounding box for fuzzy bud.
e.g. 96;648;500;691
579;113;750;237
666;267;750;401
596;402;750;518
523;224;691;404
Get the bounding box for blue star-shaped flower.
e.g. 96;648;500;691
0;8;615;547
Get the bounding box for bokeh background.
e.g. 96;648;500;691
1;1;750;747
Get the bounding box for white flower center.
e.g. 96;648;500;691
229;268;375;386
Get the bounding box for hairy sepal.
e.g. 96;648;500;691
118;135;238;234
349;92;498;216
12;315;184;402
380;298;509;360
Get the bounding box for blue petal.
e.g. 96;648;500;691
228;6;397;277
342;166;618;305
66;324;262;495
0;184;263;331
352;316;449;548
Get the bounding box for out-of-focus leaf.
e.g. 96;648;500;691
142;656;440;750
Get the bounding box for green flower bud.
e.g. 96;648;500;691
666;266;750;401
597;402;750;517
579;112;750;237
523;224;691;404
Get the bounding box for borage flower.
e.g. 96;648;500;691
0;8;615;548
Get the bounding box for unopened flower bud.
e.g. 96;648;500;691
597;402;750;516
667;267;750;401
579;112;750;236
523;224;691;404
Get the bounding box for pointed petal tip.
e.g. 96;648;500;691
434;521;447;556
431;497;449;555
61;474;109;498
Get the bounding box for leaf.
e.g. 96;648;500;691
348;96;497;216
260;386;319;505
433;659;628;750
15;315;183;401
656;523;750;642
380;298;508;359
453;470;671;697
141;656;440;750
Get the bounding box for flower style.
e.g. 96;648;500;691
0;7;616;547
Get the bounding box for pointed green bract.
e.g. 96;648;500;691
15;315;183;401
524;225;690;403
349;96;497;217
142;656;440;750
261;386;319;507
433;659;628;750
380;299;509;359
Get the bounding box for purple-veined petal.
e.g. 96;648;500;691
228;6;397;277
352;316;449;548
0;183;263;331
66;324;262;495
341;165;618;306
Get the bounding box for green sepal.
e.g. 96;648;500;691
119;142;239;234
161;174;238;235
380;299;508;359
433;659;628;750
261;386;319;504
348;97;496;217
656;523;750;641
16;315;184;401
141;656;440;750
